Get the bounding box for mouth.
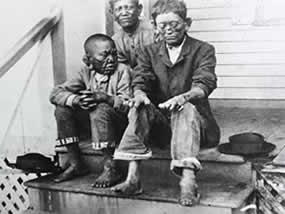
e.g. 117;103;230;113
119;18;133;23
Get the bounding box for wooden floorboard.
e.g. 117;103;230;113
25;172;253;209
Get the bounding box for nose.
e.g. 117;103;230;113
120;7;130;16
106;54;115;63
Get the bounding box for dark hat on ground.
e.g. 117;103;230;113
218;132;276;156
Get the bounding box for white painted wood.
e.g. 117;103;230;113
189;29;285;42
216;65;285;76
213;41;285;54
218;76;285;88
216;53;285;65
185;0;230;9
191;19;285;31
188;7;232;20
211;88;285;99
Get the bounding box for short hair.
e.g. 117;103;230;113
151;0;187;23
109;0;140;12
84;33;115;51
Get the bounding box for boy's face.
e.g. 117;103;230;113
86;40;118;75
155;12;187;46
113;0;142;28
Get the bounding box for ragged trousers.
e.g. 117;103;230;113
54;103;128;150
114;102;220;176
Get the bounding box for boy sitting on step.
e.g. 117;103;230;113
49;33;131;187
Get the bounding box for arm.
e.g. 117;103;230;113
159;44;217;111
49;68;86;106
189;43;217;99
112;65;132;113
132;46;157;96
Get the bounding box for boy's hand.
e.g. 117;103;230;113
72;95;90;110
79;90;114;107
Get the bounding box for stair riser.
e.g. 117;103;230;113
28;187;234;214
58;153;253;183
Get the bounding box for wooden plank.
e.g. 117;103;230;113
0;11;60;79
213;41;285;54
189;29;285;42
185;0;230;9
191;19;236;31
188;7;232;20
216;53;285;65
216;65;285;76
273;146;285;166
191;19;285;32
218;76;285;88
26;171;253;210
210;88;285;99
51;14;66;85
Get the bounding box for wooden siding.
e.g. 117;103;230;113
185;0;285;99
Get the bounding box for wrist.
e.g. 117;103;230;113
72;95;81;107
134;90;147;97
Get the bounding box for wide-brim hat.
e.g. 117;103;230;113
218;132;276;156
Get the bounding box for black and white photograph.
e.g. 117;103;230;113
0;0;285;213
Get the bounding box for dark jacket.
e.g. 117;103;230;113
132;35;217;118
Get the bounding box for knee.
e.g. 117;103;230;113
173;102;199;120
54;106;73;121
89;103;113;120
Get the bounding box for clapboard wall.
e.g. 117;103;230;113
186;0;285;99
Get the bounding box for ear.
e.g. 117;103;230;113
185;17;192;28
137;4;143;16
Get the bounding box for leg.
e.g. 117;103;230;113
112;104;169;194
53;106;88;183
111;160;142;195
170;103;202;206
90;103;128;188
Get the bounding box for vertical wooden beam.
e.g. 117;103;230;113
105;1;114;36
51;13;67;85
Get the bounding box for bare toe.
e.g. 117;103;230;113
111;181;143;195
92;170;122;188
179;182;200;207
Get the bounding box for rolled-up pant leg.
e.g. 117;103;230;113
114;104;169;160
54;106;90;146
170;103;203;176
170;102;220;176
89;103;128;151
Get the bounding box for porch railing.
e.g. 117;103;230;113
0;7;62;214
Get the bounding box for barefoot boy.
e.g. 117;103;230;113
50;34;131;186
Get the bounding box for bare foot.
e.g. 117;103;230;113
93;168;123;188
179;179;200;206
111;180;143;195
54;163;88;183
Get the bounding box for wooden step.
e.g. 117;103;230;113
25;171;254;214
56;146;253;184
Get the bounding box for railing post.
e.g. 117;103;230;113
51;13;67;85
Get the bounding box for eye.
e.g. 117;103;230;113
170;21;179;28
114;6;122;13
157;23;166;29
